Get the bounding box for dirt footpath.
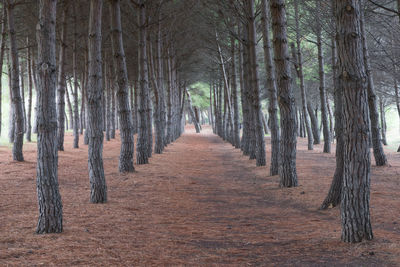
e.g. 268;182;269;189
1;126;399;266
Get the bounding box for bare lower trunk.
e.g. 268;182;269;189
109;0;134;172
271;0;297;187
87;0;107;203
26;42;33;142
73;5;79;148
7;2;24;161
57;3;68;151
36;0;63;234
379;98;387;146
336;0;373;243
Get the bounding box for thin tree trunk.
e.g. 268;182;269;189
261;0;280;175
20;64;26;134
379;97;387;146
87;0;107;203
65;81;73;129
336;0;373;243
26;40;33;142
307;101;320;144
137;0;150;164
316;0;331;153
109;0;135;172
360;0;387;166
7;1;24;161
293;0;313;150
231;36;240;148
186;89;200;133
270;0;298;187
73;4;79;148
36;0;62;233
0;5;6;137
57;2;68;151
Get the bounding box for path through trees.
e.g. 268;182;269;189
0;127;399;265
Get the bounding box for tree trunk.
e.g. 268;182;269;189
270;0;298;187
336;0;373;243
359;0;387;166
20;64;26;134
110;77;116;139
261;0;280;175
73;5;79;148
136;0;150;164
105;62;111;141
66;80;74;130
379;97;387;146
0;5;6;137
231;36;240;148
57;2;68;151
186;89;200;133
8;60;15;143
87;0;107;203
293;0;313;151
321;25;344;210
7;1;24;161
307;101;320;144
36;0;63;234
26;41;33;142
247;0;266;166
316;0;331;153
109;0;135;172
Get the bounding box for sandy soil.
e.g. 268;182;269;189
0;125;399;266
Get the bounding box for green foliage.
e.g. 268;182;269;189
188;82;210;110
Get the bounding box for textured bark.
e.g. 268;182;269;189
321;26;344;210
261;0;280;175
56;3;68;151
110;78;116;139
247;0;266;166
270;0;298;187
316;1;331;153
20;64;26;134
72;5;79;148
36;0;63;234
105;63;111;141
0;5;6;136
379;98;387;146
231;36;240;149
359;1;387;166
109;0;135;172
293;0;313;151
136;1;150;164
307;101;320;144
87;0;107;203
336;0;373;243
26;44;33;142
156;16;166;151
66;80;74;129
7;1;24;161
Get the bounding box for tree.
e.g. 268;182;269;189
56;1;69;151
109;0;135;172
270;0;298;187
336;0;373;243
6;0;24;161
36;0;63;234
87;0;107;203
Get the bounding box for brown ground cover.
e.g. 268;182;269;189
0;125;399;266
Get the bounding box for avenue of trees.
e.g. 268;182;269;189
1;0;399;244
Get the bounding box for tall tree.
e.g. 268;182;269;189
72;3;79;148
336;0;373;243
261;0;280;175
270;0;298;187
36;0;63;234
87;0;107;203
56;1;69;151
109;0;135;172
6;0;24;161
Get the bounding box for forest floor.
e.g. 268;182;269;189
1;125;400;266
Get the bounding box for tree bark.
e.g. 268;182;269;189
270;0;298;187
136;0;150;164
0;5;6;137
109;0;135;172
379;97;387;146
247;0;266;166
316;0;331;153
261;0;280;175
336;0;373;243
231;36;240;149
56;2;68;151
26;43;33;142
36;0;63;233
72;4;79;148
359;0;387;166
7;0;24;161
87;0;107;203
186;89;200;133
